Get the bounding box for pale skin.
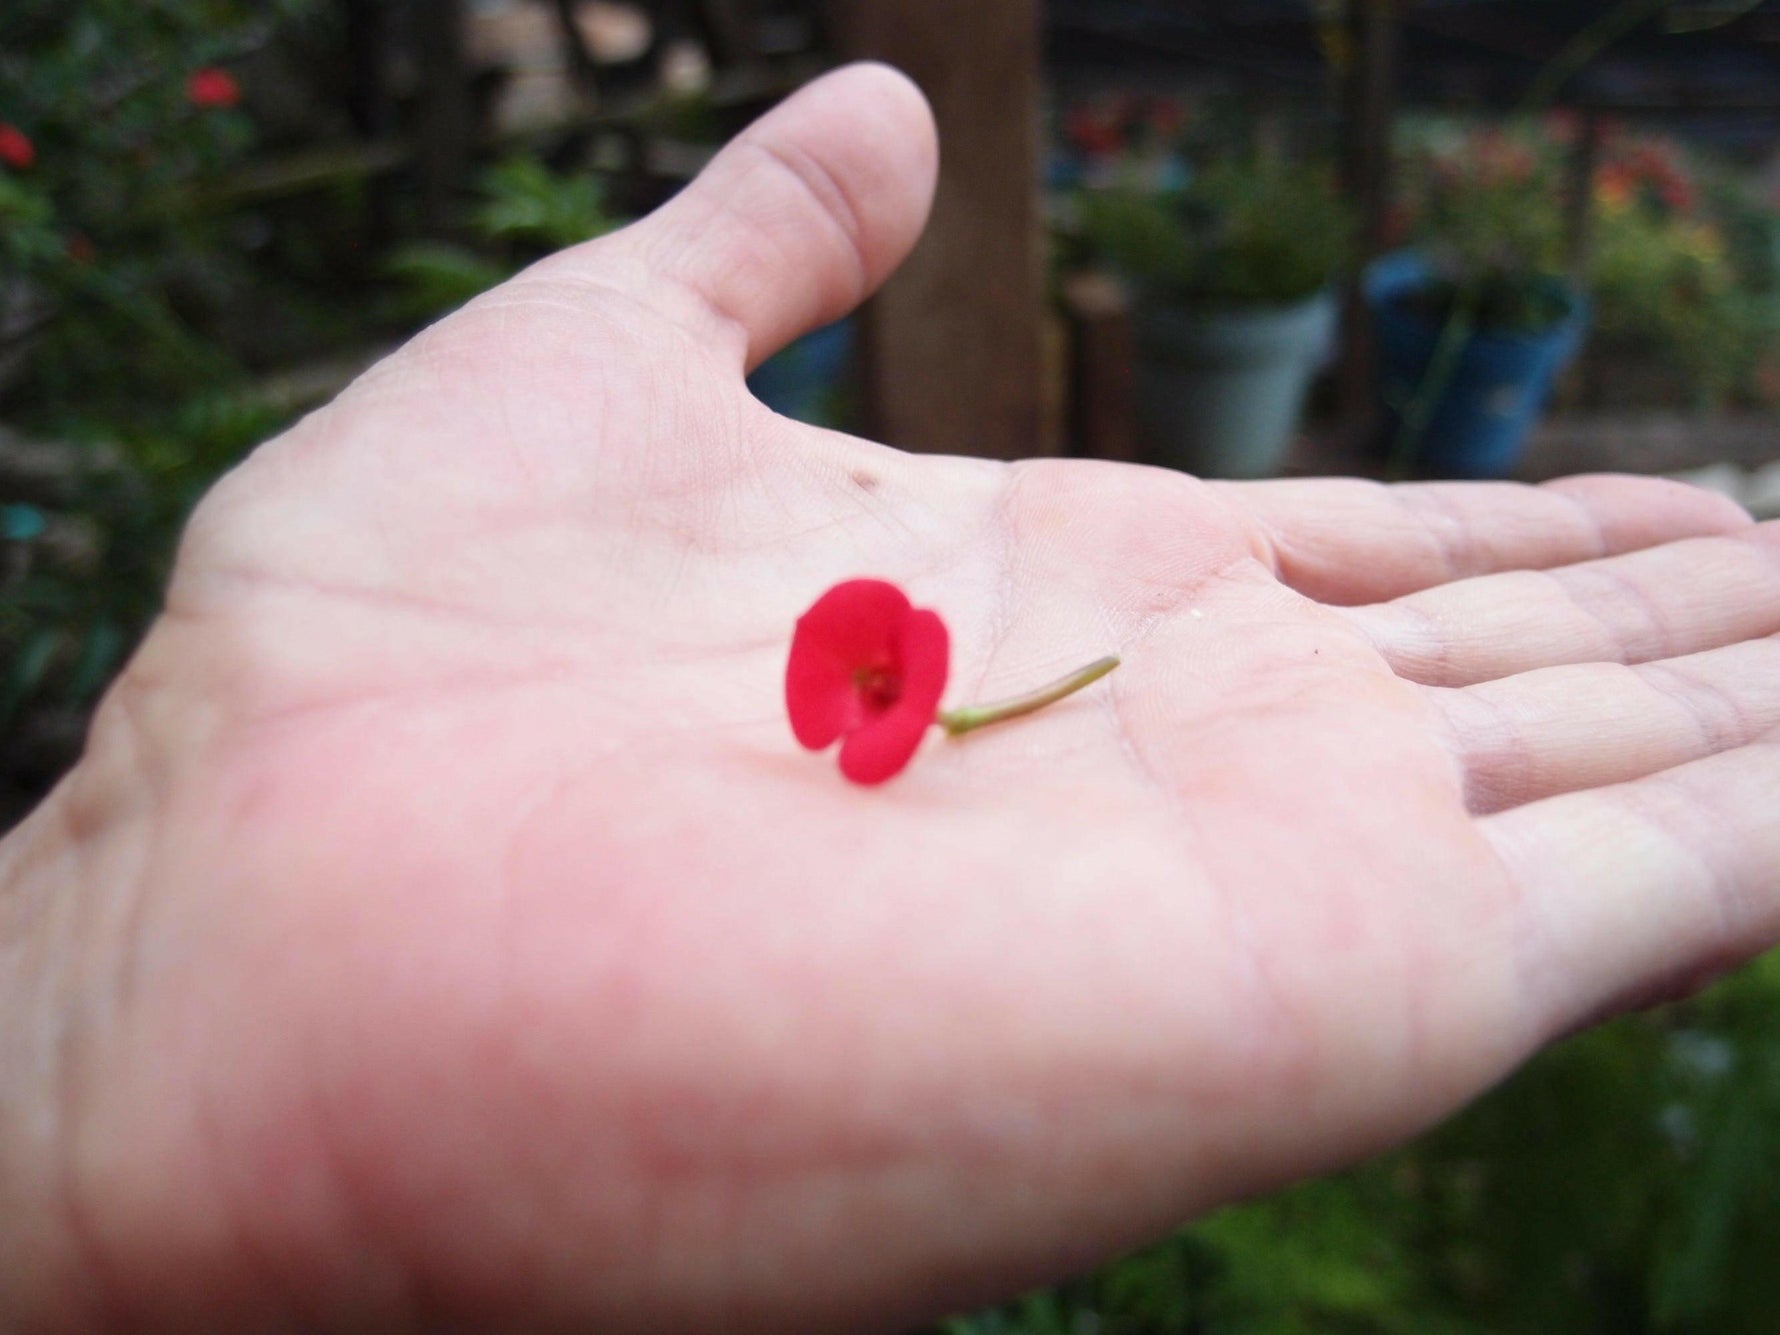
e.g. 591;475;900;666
2;64;1778;1333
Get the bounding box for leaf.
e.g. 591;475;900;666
2;626;64;724
382;243;511;319
66;616;126;701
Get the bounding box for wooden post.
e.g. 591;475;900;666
833;0;1051;459
344;0;395;248
1563;107;1605;410
1564;107;1603;281
1061;271;1139;463
344;0;394;140
414;0;471;230
550;0;601;94
698;0;757;67
1334;0;1401;456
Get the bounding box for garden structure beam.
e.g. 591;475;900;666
1335;0;1402;457
832;0;1052;460
1061;271;1139;464
344;0;397;246
1564;106;1604;282
550;0;601;94
414;0;472;231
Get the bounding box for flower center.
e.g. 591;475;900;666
853;662;902;712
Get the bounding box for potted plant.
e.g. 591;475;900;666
1582;138;1768;411
1373;126;1589;478
1077;157;1351;478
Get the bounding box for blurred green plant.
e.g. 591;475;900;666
1590;201;1747;405
0;0;314;419
1075;158;1353;308
1395;124;1573;332
1;0;319;789
1585;140;1780;409
2;391;289;732
927;951;1780;1335
384;155;621;318
474;155;617;249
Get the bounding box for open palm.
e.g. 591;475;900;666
5;66;1779;1334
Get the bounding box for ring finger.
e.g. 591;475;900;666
1428;633;1780;814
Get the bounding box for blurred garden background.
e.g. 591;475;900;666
3;2;1779;1331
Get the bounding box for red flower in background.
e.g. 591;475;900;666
0;124;35;170
786;580;950;785
1145;95;1187;141
1544;109;1581;145
1597;140;1698;214
1065;104;1124;158
187;67;242;109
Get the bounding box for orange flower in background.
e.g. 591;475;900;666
1597;162;1637;208
0;123;35;170
186;67;242;110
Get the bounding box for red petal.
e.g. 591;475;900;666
835;607;948;785
892;607;949;718
784;580;909;750
838;699;933;784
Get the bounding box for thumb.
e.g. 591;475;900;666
603;62;938;371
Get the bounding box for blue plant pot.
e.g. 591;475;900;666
1133;289;1338;479
746;318;854;426
1366;252;1589;479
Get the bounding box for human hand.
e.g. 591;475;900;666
3;64;1777;1334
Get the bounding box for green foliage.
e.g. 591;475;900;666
2;0;314;744
1395;123;1573;332
927;952;1780;1335
0;0;313;418
1582;150;1780;408
474;155;616;250
2;4;623;786
1590;204;1748;403
3;391;292;728
384;156;620;319
1076;159;1352;309
3;11;621;749
1396;118;1780;388
382;243;513;322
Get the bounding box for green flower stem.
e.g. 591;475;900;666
937;655;1121;738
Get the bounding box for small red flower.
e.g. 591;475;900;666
64;233;96;264
1064;104;1124;158
786;579;949;785
0;124;34;170
187;67;242;110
